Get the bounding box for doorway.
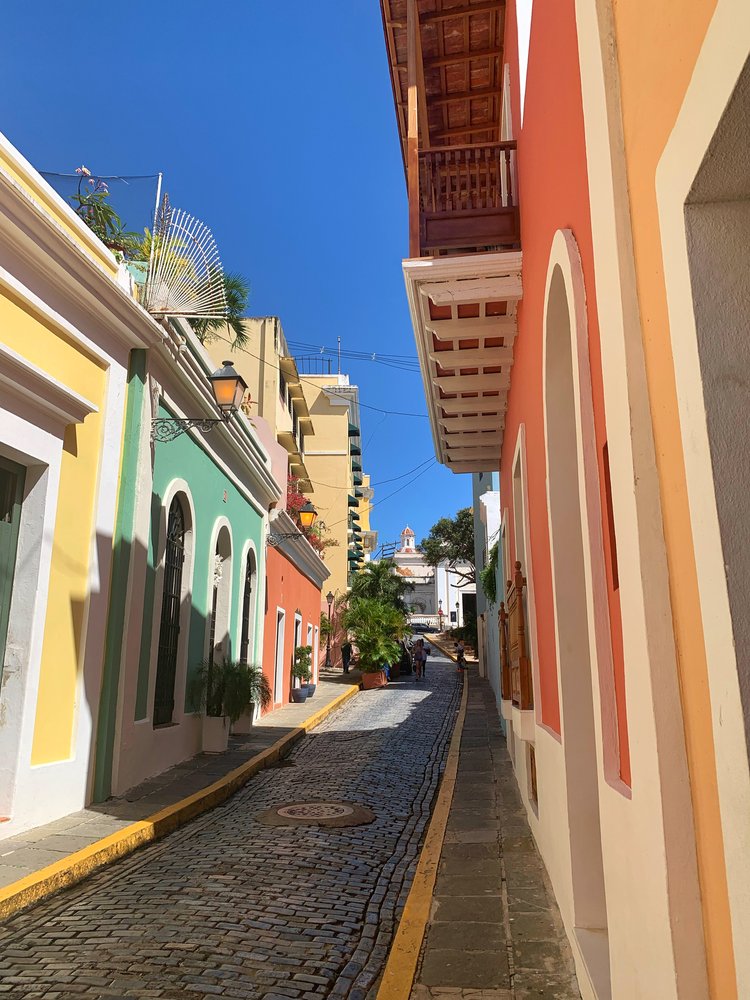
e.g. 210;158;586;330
545;262;610;984
274;609;286;705
0;457;25;675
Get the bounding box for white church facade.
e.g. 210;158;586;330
392;526;476;628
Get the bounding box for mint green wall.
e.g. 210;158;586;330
134;403;264;719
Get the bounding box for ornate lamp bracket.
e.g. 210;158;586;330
268;531;304;547
151;416;227;443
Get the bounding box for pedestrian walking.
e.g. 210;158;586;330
413;639;426;680
341;638;353;674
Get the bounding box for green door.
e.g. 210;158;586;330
0;456;25;676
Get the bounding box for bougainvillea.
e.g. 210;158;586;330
287;475;338;558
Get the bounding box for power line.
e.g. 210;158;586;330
208;330;429;419
303;455;436;492
325;460;438;532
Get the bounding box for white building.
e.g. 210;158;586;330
392;525;476;628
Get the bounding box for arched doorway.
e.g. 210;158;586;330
209;525;233;665
239;547;257;665
154;495;187;726
544;254;610;986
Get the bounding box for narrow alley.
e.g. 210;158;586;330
0;651;573;1000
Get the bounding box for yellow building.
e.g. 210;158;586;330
207;317;313;491
359;473;378;558
299;373;368;596
0;135;165;836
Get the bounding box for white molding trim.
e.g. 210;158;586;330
0;341;97;427
268;509;331;590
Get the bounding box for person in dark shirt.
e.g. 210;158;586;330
341;639;353;674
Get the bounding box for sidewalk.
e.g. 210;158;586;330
410;676;579;999
0;670;359;913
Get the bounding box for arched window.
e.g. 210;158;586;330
154;496;186;726
240;549;257;665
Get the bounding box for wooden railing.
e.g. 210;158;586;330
416;141;520;255
499;560;533;710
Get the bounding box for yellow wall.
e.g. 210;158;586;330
611;1;735;992
300;376;356;596
0;287;107;765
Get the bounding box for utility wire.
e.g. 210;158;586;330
303;455;436;492
208;330;429;419
325;460;438;532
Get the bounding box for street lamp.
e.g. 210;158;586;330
152;360;249;441
456;600;460;626
325;590;334;668
438;598;444;633
298;501;318;530
268;502;319;546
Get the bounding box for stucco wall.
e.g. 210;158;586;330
262;545;323;710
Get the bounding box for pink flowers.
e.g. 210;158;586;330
75;165;91;177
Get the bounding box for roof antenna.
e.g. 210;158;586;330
337;336;341;375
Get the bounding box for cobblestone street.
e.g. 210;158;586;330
0;654;462;1000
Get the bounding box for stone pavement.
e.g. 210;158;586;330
411;679;579;1000
0;654;462;998
0;671;359;891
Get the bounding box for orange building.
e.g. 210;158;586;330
262;519;329;712
381;0;750;995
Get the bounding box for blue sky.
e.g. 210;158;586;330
0;1;471;546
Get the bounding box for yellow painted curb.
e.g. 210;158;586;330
376;670;469;1000
0;682;359;923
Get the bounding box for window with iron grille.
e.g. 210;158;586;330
240;550;256;664
153;496;186;727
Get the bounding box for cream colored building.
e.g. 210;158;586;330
207;317;313;491
359;473;377;558
299;373;369;596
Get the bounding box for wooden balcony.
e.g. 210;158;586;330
417;141;519;256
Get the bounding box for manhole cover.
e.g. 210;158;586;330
277;802;354;819
255;799;375;828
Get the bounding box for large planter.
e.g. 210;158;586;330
306;683;317;700
232;705;255;735
291;686;308;704
202;715;230;753
361;670;388;690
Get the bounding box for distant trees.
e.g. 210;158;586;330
420;507;476;585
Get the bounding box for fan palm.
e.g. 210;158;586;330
192;272;251;350
349;559;413;612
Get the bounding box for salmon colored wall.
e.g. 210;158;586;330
262;546;322;711
610;0;735;991
502;0;630;780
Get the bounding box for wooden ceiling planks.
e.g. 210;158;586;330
380;0;505;167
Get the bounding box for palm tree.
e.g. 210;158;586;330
350;559;413;612
342;598;408;672
192;272;251;350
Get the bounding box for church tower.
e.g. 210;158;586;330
400;525;416;553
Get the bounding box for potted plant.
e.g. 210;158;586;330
191;658;272;752
343;598;407;690
291;645;312;703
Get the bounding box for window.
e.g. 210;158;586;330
0;457;25;677
154;496;186;726
240;549;257;664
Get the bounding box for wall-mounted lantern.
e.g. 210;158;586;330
152;360;248;442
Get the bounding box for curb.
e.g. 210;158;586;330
0;683;360;923
376;669;469;1000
